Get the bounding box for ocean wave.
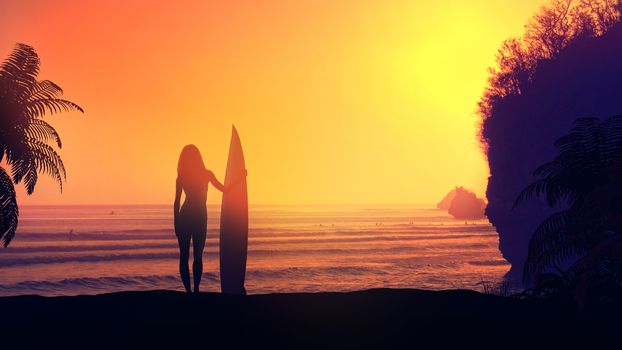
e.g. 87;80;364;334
0;252;181;267
0;266;386;296
14;231;175;242
0;205;506;296
247;265;389;279
2;233;494;256
249;233;495;244
3;242;176;254
13;224;495;242
467;260;510;266
0;243;497;268
0;274;215;296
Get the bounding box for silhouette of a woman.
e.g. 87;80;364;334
174;145;227;293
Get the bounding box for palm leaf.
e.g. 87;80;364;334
564;234;622;282
27;80;63;100
513;179;549;208
26;98;83;118
0;43;40;99
4;137;66;194
513;177;572;208
529;211;570;252
25;119;62;148
8;155;38;194
524;220;594;283
517;115;622;284
0;167;18;247
29;139;66;191
0;43;83;246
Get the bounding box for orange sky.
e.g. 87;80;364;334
0;0;548;205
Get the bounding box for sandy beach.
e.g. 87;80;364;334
2;288;620;349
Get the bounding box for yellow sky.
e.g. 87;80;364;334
0;0;548;205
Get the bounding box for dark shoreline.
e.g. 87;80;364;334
1;288;620;349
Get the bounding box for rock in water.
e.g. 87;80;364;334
437;188;457;210
447;187;486;220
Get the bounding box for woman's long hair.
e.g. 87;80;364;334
177;145;206;187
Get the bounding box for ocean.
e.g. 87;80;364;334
0;205;509;296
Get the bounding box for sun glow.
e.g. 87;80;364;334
0;0;548;205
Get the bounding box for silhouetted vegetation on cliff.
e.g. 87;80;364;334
480;0;622;283
480;0;621;131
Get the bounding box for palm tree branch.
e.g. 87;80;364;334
5;138;65;194
25;119;62;148
27;80;64;101
0;166;18;247
28;139;66;191
0;43;40;99
26;98;84;118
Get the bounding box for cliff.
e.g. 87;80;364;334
482;23;622;283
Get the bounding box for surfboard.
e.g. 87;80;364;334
219;125;249;295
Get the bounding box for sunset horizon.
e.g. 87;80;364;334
3;0;622;348
1;0;551;206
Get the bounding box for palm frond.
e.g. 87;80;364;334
524;212;574;282
4;137;66;194
529;211;570;252
517;115;622;283
513;178;570;208
524;223;592;283
8;155;38;194
564;234;622;281
0;43;83;246
26;98;83;118
513;179;547;208
4;138;32;183
0;167;18;247
0;43;40;98
25;119;62;148
532;154;571;178
27;80;63;101
28;139;66;191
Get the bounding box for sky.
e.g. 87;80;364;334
0;0;548;205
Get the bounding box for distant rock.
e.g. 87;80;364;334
439;187;486;220
436;189;457;210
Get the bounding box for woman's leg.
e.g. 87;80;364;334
177;233;192;293
192;230;207;293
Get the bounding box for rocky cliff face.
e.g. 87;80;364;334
483;23;622;284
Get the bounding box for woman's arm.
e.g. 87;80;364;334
207;169;247;193
173;178;182;235
207;170;226;192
